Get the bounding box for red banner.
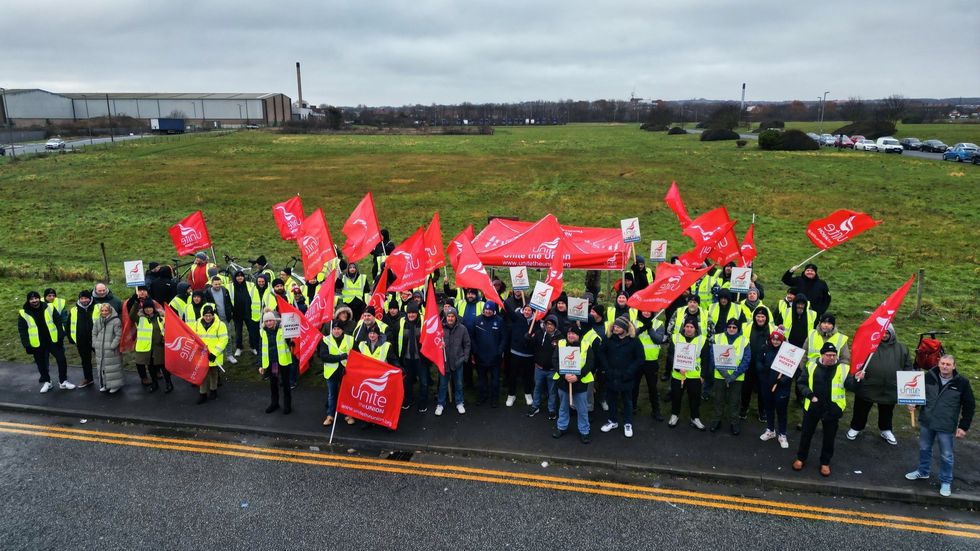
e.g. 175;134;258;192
296;208;337;282
366;266;390;318
423;212;446;273
676;219;737;268
683;206;734;246
447;225;475;268
341;192;382;263
664;181;692;228
336;350;405;430
708;226;742;266
421;280;445;375
275;295;320;375
850;275;915;374
806;209;882;250
163;305;210;385
387;226;428;292
544;238;565;304
470;214;628;270
305;270;336;327
169;210;212;256
627;262;711;313
739;224;757;267
272;196;305;241
450;230;504;307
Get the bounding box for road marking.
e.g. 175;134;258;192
0;420;977;539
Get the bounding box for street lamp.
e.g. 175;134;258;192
819;91;829;133
1;87;15;157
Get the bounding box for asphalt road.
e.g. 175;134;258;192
2;133;148;156
0;411;976;550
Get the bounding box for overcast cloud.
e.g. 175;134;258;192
2;0;977;106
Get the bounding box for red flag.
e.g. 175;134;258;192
627;262;711;312
450;233;504;307
544;238;565;304
168;210;212;256
676;219;737;268
275;295;320;375
446;225;475;268
684;207;734;246
739;224;757;267
664;181;692;228
806;209;882;250
387;227;428;292
366;266;390;318
850;275;915;374
423;212;446;274
163;305;210;385
305;269;336;327
272;196;305;241
296;208;337;281
336;350;405;429
421;280;446;376
341;192;382;263
708;226;742;266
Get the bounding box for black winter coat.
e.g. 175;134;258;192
600;334;644;392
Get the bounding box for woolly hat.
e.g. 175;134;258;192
555;292;568;304
78;290;92;299
272;278;285;287
201;305;215;316
26;290;41;300
43;288;57;296
687;295;701;304
195;252;208;261
770;329;786;343
820;313;836;326
262;311;278;323
444;306;458;316
406;303;420;314
820;342;838;354
483;300;498;312
636;255;646;263
613;316;632;332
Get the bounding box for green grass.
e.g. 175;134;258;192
782;120;980;145
0;125;978;390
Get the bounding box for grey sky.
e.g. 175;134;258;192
3;1;977;106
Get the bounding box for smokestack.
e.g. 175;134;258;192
295;62;304;108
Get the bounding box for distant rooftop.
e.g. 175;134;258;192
3;88;283;100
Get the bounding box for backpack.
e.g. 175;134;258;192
914;336;945;371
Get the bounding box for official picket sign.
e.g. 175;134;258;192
771;342;805;378
529;281;554;312
673;342;698;371
896;371;927;405
730;267;752;294
280;312;301;338
712;344;737;370
620;217;641;243
567;297;589;322
509;266;530;291
124;260;145;287
649;240;667;262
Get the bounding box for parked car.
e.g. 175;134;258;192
806;132;820;143
974;151;980;165
875;137;903;154
919;139;948;153
834;135;854;148
819;134;836;146
44;138;66;150
850;135;867;144
900;137;922;150
942;143;978;162
854;139;878;151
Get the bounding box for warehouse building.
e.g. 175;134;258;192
0;89;292;127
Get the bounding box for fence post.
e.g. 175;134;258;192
912;268;925;318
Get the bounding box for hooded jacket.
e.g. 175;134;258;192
442;318;471;372
473;311;506;364
91;287;123;316
333;306;356;335
781;264;831;316
600;322;645;391
93;308;124;390
19;298;61;349
845;326;912;404
919;366;974;433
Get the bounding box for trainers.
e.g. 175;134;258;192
418;406;428;413
226;355;238;364
905;470;929;480
668;414;679;427
234;348;242;357
524;393;533;406
880;430;897;446
760;429;777;441
59;381;76;390
77;379;93;389
778;435;789;449
690;418;706;431
600;421;619;433
39;382;52;393
846;428;860;440
600;400;609;412
434;405;444;416
527;406;540;417
939;483;951;497
624;424;633;438
552;429;567;439
456;403;466;414
99;386;107;392
505;395;516;407
547;412;557;421
580;433;591;444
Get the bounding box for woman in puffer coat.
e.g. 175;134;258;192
93;303;124;393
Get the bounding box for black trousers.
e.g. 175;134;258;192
849;396;895;432
136;363;172;386
34;345;68;384
269;370;292;408
797;404;840;465
76;341;94;382
632;359;660;414
740;366;762;415
505;353;534;396
670;377;702;418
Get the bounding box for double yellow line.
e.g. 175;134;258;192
0;419;977;539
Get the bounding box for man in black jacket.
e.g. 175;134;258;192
527;314;560;420
781;263;831;317
793;342;851;477
18;291;74;392
905;355;974;497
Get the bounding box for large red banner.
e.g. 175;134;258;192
272;196;305;241
296;208;337;281
163;305;210;385
336;351;405;430
850;275;915;374
806;209;882;250
169;211;212;256
341;192;382;263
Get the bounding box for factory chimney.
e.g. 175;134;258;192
295;62;304;108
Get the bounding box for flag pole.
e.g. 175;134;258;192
790;249;826;273
328;410;339;444
856;352;875;377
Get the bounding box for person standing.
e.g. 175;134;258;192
321;321;355;426
193;305;228;404
436;307;471;416
708;318;751;435
67;290;96;388
229;270;260;357
905;355;974;497
19;290;74;392
845;325;912;445
204;276;236;364
599;317;644;438
793;342;851;477
504;303;536;408
633;309;666;421
133;301;172;393
394;303;427;412
552;326;595;444
473;301;506;408
258;312;293;415
741;306;774;421
781;263;831;317
187;252;212;291
527;315;561;420
92;303;124;394
91;282;123;316
759;330;792;449
668;320;710;430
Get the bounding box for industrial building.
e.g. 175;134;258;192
0;89;292;127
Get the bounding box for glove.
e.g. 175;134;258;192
724;374;735;385
339;353;348;360
208;353;216;361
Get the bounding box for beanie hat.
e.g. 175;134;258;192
281;267;292;276
820;342;838;354
195;252;208;261
445;306;458;316
717;289;732;301
804;263;818;274
613;316;631;332
142;300;157;310
555;292;568;305
624;272;634;281
136;284;148;291
207;267;219;278
406;303;420;314
582;292;595;304
26;290;41;300
78;290;92;299
726;317;740;327
747;286;759;296
249;255;267;266
176;281;191;294
820;313;836;326
272;278;285;287
566;324;584;338
787;287;798;295
793;294;809;306
484;300;498;312
770;330;786;344
201;305;215;316
262;312;278;323
636;254;646;263
617;290;629;299
367;325;381;335
688;295;701;304
590;303;605;318
43;288;57;296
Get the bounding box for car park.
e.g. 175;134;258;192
44;138;66;150
854;139;878;151
834;135;854;148
900;137;922;150
875;137;903;154
919;139;948;153
942;143;978;162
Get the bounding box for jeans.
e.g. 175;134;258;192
477;360;501;404
532;368;558;413
763;386;790;435
849;396;895;432
917;426;955;484
606;389;633;425
438;368;465;407
557;387;590;435
325;372;341;416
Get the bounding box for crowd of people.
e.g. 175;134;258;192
15;245;974;497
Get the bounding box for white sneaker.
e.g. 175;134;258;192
940;483;951;497
226;355;238;364
234;348;242;357
524;393;533;406
690;418;706;431
778;435;789;449
600;400;609;412
760;429;777;441
109;388;119;394
905;470;929;480
39;382;52;393
668;414;679;427
434;405;444;416
624;424;633;438
251;349;258;356
505;395;516;407
880;430;897;446
99;386;107;392
846;428;860;440
456;403;466;414
59;381;76;390
600;421;618;433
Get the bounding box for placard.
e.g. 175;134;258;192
567;297;589;322
730;267;753;294
896;371;927;405
529;281;554;313
124;260;145;287
713;344;737;370
558;346;581;375
673;342;698;371
621;217;641;244
649;240;667;263
771;342;805;378
509;266;530;291
280;312;301;338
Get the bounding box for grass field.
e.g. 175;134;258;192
781;120;980;145
0;125;977;392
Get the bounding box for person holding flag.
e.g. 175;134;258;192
193;305;228;404
187;252;213;291
436;307;471;416
552;325;595;444
845;325;912;445
258;312;293;415
392;303;427;412
321;320;356;426
781;264;831;317
793;342;854;477
358;325;397;367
